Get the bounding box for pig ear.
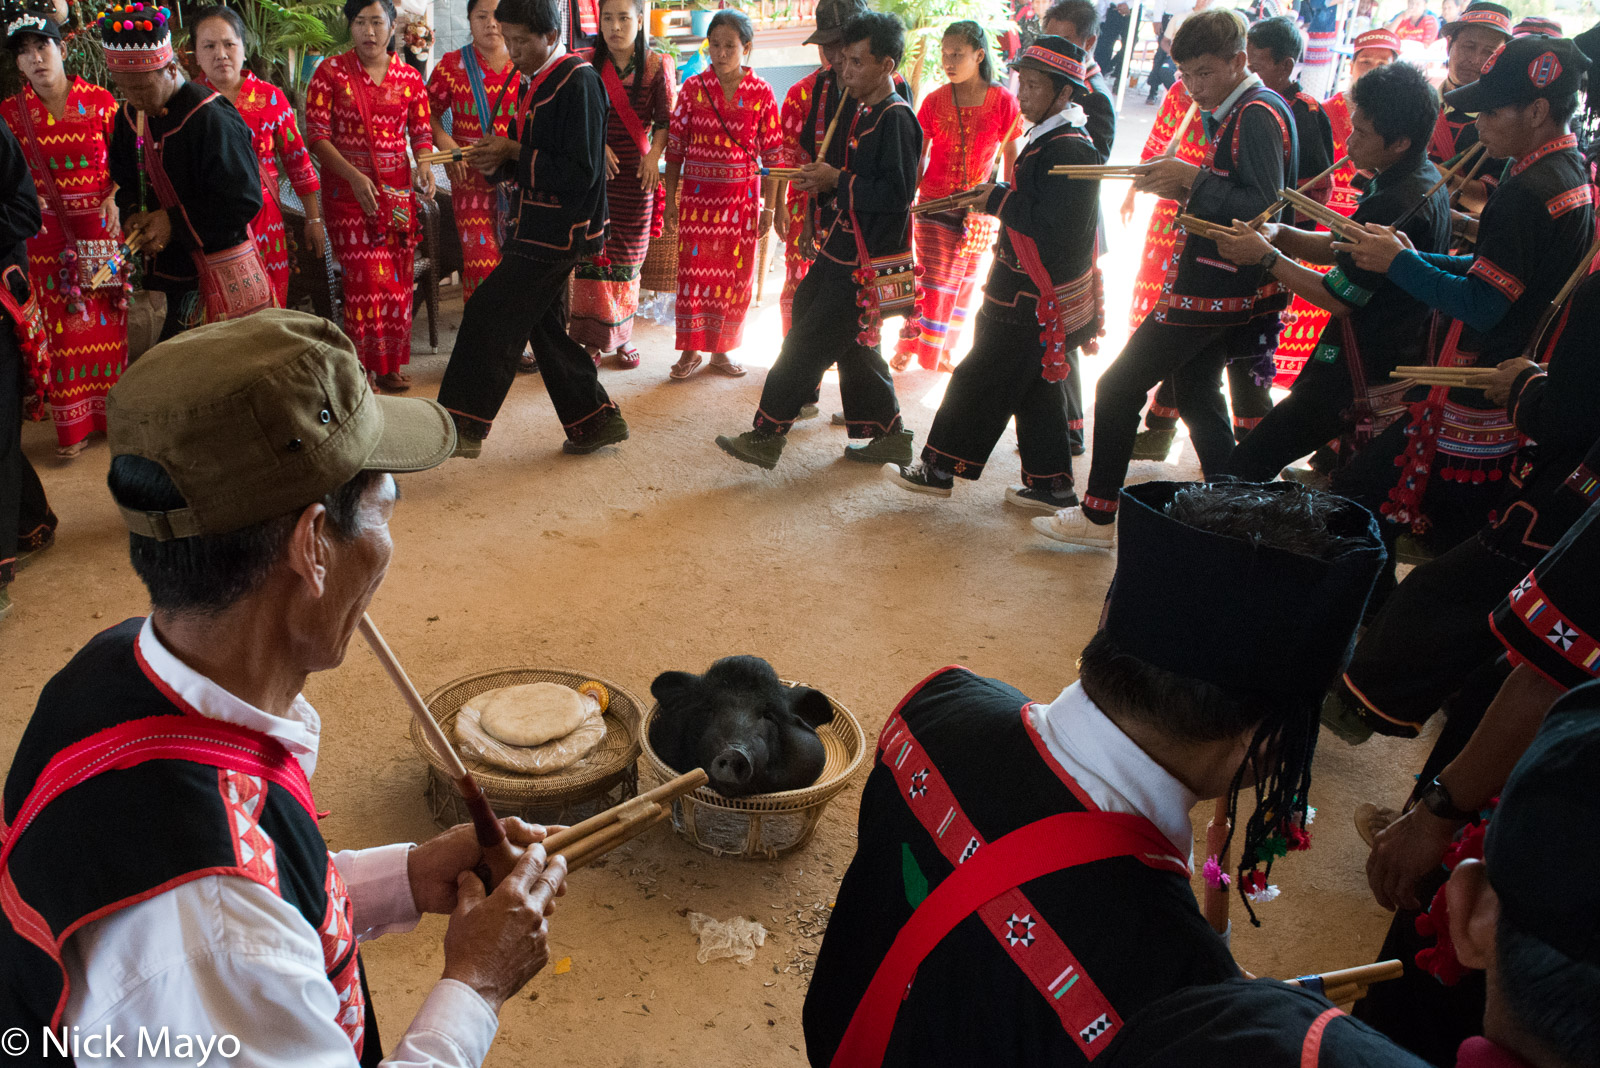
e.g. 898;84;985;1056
650;670;702;709
786;686;835;729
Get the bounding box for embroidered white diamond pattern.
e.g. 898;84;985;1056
909;769;929;798
1080;1013;1112;1043
1548;621;1578;650
959;836;981;863
1004;913;1037;947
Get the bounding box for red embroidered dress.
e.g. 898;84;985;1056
570;49;675;351
666;67;780;352
900;83;1021;370
306;53;433;376
776;68;823;332
426;46;517;299
1130;81;1207;329
208;72;321;310
1;79;126;449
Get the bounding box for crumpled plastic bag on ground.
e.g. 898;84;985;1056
687;912;768;965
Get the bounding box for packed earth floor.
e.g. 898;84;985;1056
2;107;1437;1066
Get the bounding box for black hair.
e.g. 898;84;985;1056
192;4;249;46
1080;482;1365;926
1496;918;1600;1068
707;8;754;46
1043;0;1098;39
466;0;487;14
1246;14;1303;64
1171;7;1246;63
495;0;559;35
343;0;396;24
1349;59;1437;153
841;10;904;68
590;0;648;105
1543;89;1581;129
5;29;58;53
108;455;381;617
942;20;994;85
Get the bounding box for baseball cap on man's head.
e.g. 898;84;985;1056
804;0;867;45
107;309;456;541
5;13;62;48
1443;33;1587;114
1350;27;1400;57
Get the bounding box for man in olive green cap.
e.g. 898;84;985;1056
1;309;569;1066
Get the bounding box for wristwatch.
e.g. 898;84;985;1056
1258;249;1281;272
1417;777;1476;822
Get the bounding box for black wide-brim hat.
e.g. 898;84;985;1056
1009;35;1091;95
803;0;867;46
1103;481;1386;698
1444;33;1587;114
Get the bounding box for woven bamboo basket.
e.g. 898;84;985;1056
638;682;866;859
639;209;680;293
415;667;645;829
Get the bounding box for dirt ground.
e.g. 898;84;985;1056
1;126;1439;1065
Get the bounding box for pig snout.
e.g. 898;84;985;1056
710;745;755;788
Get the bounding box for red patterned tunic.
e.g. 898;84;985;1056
900;83;1021;370
776;68;824;333
306;53;433;376
1130;80;1207;330
2;79;126;449
426;46;517;299
208;72;321;310
666;67;781;352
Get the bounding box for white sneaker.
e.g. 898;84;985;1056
1032;506;1115;549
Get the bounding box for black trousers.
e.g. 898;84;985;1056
156;283;199;344
1065;351;1085;451
1227;356;1351;480
437;252;617;442
1;312;53;590
1096;5;1129;89
922;310;1075;491
1332;533;1527;735
1148;15;1175;92
1087;317;1252;504
1144;359;1274;442
755;258;900;439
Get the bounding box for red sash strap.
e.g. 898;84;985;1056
512;53;573;139
834;709;1188;1067
0;715;315;866
1429;110;1459;164
15;90;83;245
343;54;412;189
1301;1006;1346;1068
600;56;651;155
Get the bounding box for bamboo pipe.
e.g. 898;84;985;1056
1393;143;1484;227
1176;213;1228;239
798;87;851;258
1277;188;1362;240
1161;102;1199;158
558;803;663;869
1288;959;1404;999
1522;231;1600;360
1448;146;1492;206
911;190;983;214
1245;154;1349;229
357;614;521;888
1049;165;1146;177
1201;797;1231;935
540;768;709;856
89;225;147;288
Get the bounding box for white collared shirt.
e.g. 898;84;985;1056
532;43;566;80
58;618;500;1067
1023;102;1087;148
1206;71;1263;132
1027;681;1199;865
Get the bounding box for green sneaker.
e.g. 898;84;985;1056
716;430;786;469
798;404;820;420
564;413;630;455
1130;427;1177;461
843;428;914;466
451;433;483;459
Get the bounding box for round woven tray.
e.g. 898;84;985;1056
639;682;866;859
416;667;644;829
639;210;679;293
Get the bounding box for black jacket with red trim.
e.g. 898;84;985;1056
816;93;921;266
1492;490;1600;691
497;52;608;262
0;620;381;1065
802;666;1236;1067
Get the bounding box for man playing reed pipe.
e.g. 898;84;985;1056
436;0;629;460
1433;2;1514;213
0;311;568;1066
716;11;920;471
1036;9;1298;548
1209;60;1450;484
1323;33;1594;745
885;37;1101;513
804;480;1386;1067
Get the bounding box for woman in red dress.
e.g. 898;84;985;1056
895;21;1019;373
426;0;517;303
307;0;435;392
663;10;781;379
572;0;674;368
2;16;126;458
193;6;324;312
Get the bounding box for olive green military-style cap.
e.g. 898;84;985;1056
107;309;456;540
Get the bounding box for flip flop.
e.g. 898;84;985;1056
1354;802;1399;848
376;371;412;393
708;354;747;377
615;345;641;369
670;353;703;379
889;349;913;373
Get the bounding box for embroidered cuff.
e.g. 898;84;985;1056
1467;255;1526;302
333;842;421;940
1323;266;1373;308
